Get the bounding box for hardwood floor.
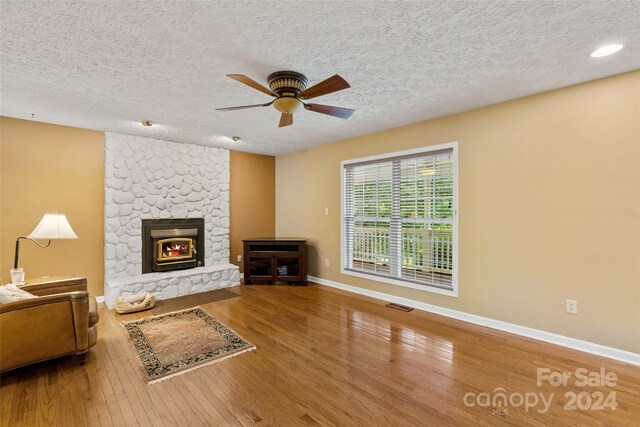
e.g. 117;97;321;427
1;283;639;426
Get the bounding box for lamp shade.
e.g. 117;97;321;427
27;213;78;240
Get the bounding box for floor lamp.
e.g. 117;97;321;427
11;212;78;284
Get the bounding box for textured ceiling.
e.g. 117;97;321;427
1;1;639;156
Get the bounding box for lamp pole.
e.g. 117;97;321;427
13;237;26;269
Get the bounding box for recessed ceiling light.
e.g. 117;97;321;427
140;120;153;127
211;135;242;144
590;44;623;58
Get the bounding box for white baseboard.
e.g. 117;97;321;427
308;275;640;366
95;296;105;303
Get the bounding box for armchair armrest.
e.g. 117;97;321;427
0;291;89;314
21;276;87;296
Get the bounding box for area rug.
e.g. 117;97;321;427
122;307;255;384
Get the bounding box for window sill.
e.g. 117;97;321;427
340;268;458;297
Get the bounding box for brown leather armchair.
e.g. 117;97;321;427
0;276;99;373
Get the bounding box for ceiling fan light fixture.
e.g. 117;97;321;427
273;97;303;114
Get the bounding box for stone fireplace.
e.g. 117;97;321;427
103;133;239;307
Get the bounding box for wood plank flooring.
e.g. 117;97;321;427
1;283;639;426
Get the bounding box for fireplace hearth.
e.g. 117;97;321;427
141;219;205;273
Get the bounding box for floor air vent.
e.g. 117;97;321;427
386;302;414;312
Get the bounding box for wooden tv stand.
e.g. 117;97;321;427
243;238;307;285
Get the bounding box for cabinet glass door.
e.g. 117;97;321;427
249;257;273;277
276;258;299;277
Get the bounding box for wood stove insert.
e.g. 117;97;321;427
141;218;205;273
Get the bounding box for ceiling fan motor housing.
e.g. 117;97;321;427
267;71;308;96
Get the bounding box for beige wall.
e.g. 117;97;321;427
230;151;276;273
276;71;640;353
0;117;105;296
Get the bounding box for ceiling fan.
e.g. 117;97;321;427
217;71;354;127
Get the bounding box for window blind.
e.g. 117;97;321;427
343;147;455;291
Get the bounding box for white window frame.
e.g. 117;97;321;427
340;141;459;297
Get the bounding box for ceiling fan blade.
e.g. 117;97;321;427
304;103;354;119
227;74;277;97
279;112;293;127
298;75;350;100
216;101;273;111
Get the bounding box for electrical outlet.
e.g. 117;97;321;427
237;255;242;262
324;207;329;216
324;259;330;267
566;300;578;314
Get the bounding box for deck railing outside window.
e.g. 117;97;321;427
351;226;453;285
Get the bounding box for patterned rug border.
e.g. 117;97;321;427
122;306;256;384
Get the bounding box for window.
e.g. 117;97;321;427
341;142;458;296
